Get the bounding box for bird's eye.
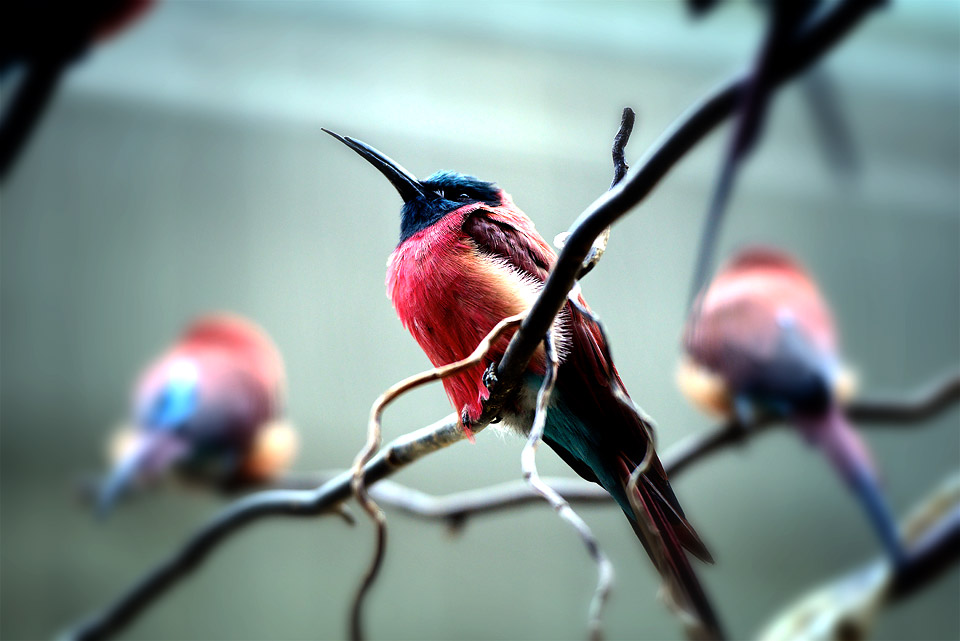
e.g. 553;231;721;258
454;192;471;202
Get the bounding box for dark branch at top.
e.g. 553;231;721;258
493;0;882;400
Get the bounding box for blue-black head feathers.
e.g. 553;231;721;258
399;171;501;242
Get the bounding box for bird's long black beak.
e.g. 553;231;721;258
322;128;426;203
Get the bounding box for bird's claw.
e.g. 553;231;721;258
459;409;477;443
482;363;499;391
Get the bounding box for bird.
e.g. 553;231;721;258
97;313;296;514
678;247;904;563
324;129;724;638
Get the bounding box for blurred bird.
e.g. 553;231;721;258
98;314;296;514
325;130;724;638
679;248;904;563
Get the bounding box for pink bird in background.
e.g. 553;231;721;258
678;247;904;562
97;314;296;514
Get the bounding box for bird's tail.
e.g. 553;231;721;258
799;407;904;562
616;455;726;641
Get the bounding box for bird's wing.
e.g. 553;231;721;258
461;207;555;283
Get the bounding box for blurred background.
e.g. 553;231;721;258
2;1;958;640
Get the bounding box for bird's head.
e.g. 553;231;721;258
323;129;504;242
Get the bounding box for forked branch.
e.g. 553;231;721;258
348;313;525;640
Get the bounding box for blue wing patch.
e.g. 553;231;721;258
142;358;200;430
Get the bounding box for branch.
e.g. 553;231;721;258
324;370;960;528
521;332;614;641
665;369;960;478
66;365;954;641
494;0;882;399
611;107;636;189
348;313;525;640
81;369;958;528
757;472;960;641
63;415;464;641
555;106;636;279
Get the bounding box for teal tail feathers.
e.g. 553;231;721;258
542;389;725;640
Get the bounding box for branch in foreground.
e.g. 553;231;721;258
348;313;525;641
65;363;954;641
555;106;636;280
521;333;614;641
757;472;960;641
342;371;959;528
63;415;463;641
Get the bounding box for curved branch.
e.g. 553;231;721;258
348;313;525;640
757;472;960;641
62;415;463;641
495;0;881;394
521;332;614;641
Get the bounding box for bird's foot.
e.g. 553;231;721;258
482;363;499;391
459;409;477;444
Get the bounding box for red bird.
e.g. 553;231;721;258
679;248;904;562
98;314;296;513
325;130;723;638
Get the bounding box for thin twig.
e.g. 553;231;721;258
556;106;636;279
349;312;526;640
521;332;614;641
611;107;636;189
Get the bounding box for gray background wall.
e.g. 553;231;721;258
2;2;958;640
